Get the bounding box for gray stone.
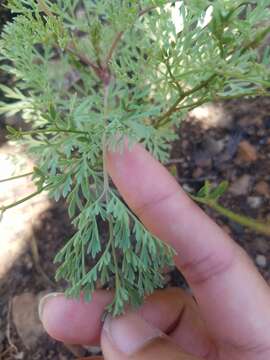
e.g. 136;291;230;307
256;254;267;268
247;196;263;209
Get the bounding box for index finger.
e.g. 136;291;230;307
107;143;270;346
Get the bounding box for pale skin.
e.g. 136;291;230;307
40;143;270;360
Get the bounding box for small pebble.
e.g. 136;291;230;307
83;346;101;355
247;196;263;209
192;167;203;178
255;181;270;197
229;175;251;196
237;140;258;162
256;254;267;268
182;184;194;193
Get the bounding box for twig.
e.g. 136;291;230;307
157;87;270;129
14;128;87;137
0;172;33;184
155;74;217;127
37;0;54;17
139;5;157;17
1;186;49;214
66;44;100;74
104;5;158;68
105;31;124;66
102;85;110;200
36;1;101;79
163;56;183;94
191;195;270;236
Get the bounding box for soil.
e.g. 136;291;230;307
1;6;270;360
173;97;270;284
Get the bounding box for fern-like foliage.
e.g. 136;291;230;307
0;0;270;315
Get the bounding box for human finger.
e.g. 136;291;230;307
107;143;270;347
39;288;211;357
101;312;201;360
39;291;113;345
137;288;212;357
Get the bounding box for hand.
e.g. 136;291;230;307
39;144;270;360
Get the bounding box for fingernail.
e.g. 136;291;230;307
38;292;63;322
103;313;163;355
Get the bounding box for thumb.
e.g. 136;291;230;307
100;312;201;360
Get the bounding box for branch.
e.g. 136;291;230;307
37;0;54;17
36;1;101;78
67;44;112;84
191;195;270;237
0;172;33;184
155;74;217;127
1;186;49;214
104;5;158;68
240;25;270;55
157;89;270;129
105;31;124;66
66;44;100;74
13;128;88;137
215;89;270;101
163;56;183;93
154;96;211;129
139;5;157;17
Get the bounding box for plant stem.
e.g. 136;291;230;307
102;83;121;293
37;0;54;17
103;4;159;69
66;44;100;74
0;172;33;183
156;89;270;129
102;85;110;200
155;74;217;127
16;128;87;137
163;56;183;94
139;5;157;17
175;96;211;111
192;195;270;236
105;31;124;66
1;186;49;214
215;90;270;101
109;215;121;289
37;1;100;77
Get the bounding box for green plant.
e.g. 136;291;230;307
0;0;270;315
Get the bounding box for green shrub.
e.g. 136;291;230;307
1;0;270;315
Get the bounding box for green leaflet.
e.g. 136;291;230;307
55;191;175;315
